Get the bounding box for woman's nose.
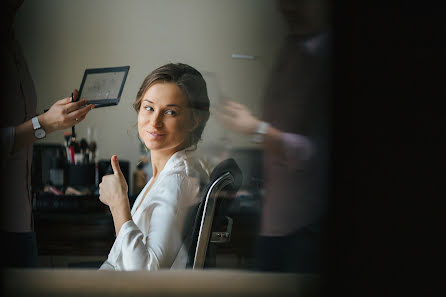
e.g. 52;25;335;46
150;112;163;128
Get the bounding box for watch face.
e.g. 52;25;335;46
252;134;263;144
35;128;46;139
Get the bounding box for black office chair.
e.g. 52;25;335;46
186;158;242;269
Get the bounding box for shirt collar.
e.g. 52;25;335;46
161;146;196;172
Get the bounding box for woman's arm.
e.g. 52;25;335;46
100;173;198;271
99;155;132;235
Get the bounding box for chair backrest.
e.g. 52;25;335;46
186;158;242;269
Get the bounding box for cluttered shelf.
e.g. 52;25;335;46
32;193;116;256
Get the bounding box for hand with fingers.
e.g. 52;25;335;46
99;155;130;211
39;89;94;133
213;100;260;135
99;155;131;235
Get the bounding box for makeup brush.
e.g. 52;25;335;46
89;141;97;163
71;92;76;143
63;130;74;163
63;130;72;146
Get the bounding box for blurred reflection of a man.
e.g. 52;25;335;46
215;0;331;273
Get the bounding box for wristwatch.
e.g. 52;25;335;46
32;116;46;139
252;121;270;144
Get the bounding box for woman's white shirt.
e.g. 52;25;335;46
99;148;209;271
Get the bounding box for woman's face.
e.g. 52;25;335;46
138;82;195;156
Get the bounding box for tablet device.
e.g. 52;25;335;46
77;66;130;108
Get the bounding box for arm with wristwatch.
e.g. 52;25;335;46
214;100;313;167
8;89;94;155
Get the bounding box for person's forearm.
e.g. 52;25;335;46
263;125;287;158
110;203;132;236
261;124;314;167
11;117;37;154
11;93;94;154
11;114;54;154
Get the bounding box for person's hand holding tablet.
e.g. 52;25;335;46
39;89;94;133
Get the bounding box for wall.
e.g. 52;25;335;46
14;0;286;194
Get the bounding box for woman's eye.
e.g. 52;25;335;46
144;106;154;111
165;110;177;116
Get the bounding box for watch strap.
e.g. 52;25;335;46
32;116;41;130
256;121;270;135
252;121;270;143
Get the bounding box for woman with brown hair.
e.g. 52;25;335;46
99;63;210;271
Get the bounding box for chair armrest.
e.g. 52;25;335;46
210;216;233;244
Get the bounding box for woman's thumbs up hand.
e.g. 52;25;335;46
99;155;129;210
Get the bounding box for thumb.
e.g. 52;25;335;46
111;155;123;176
73;89;79;101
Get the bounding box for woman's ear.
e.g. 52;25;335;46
189;113;200;132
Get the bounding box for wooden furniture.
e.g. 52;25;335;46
32;193;115;269
34;212;115;257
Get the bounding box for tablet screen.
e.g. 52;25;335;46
78;66;130;108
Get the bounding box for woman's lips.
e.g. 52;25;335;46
147;131;166;139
